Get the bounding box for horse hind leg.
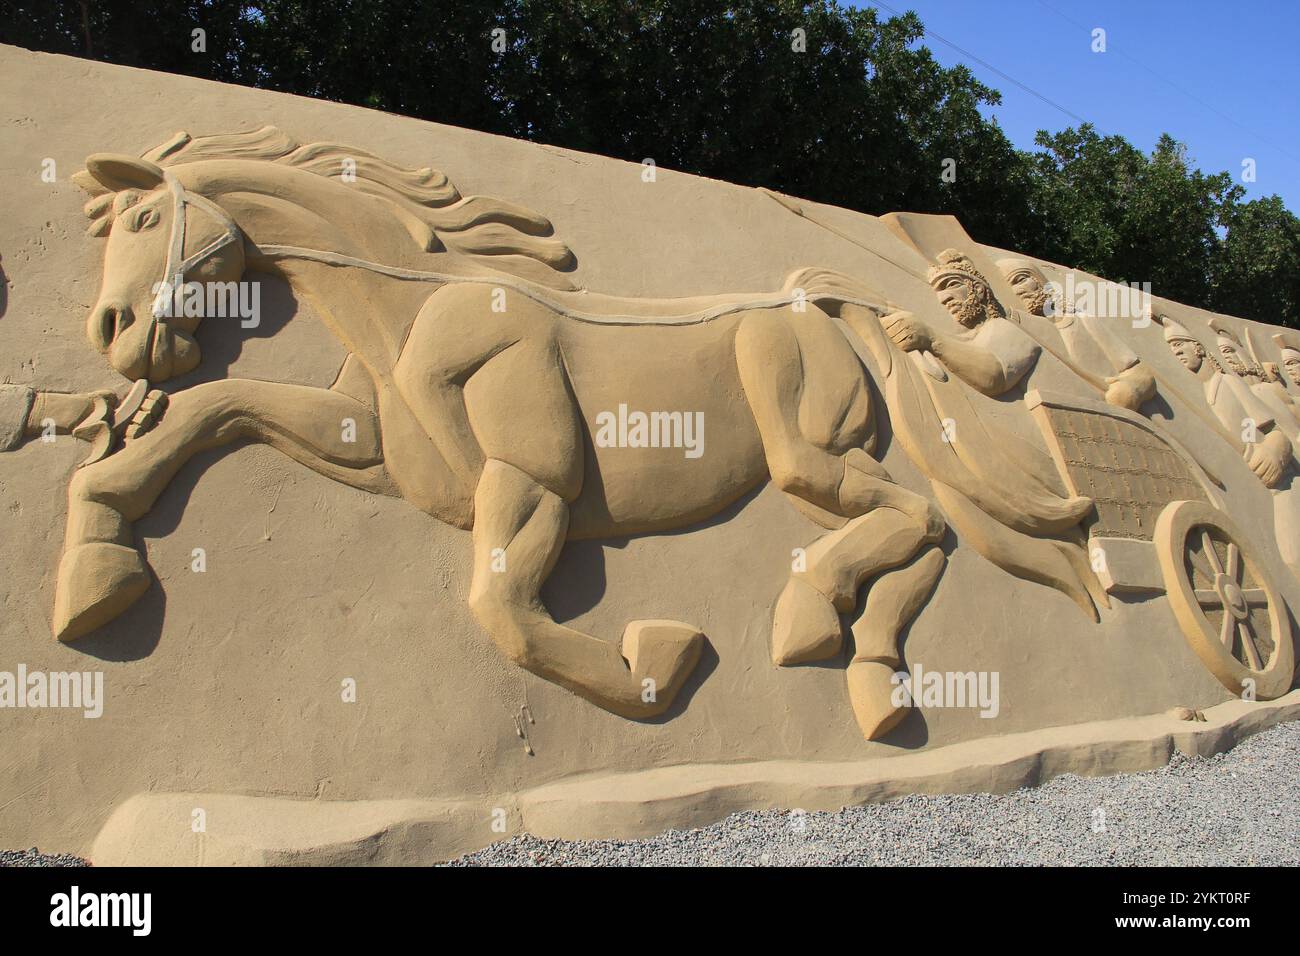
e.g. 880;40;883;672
772;505;941;666
773;509;945;740
469;458;703;719
846;545;946;739
735;312;948;737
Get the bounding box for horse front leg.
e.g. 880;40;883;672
54;378;389;641
469;459;704;718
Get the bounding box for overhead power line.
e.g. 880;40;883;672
868;0;1096;130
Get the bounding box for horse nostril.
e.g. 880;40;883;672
91;304;132;349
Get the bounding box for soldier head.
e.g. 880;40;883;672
1273;332;1300;389
928;249;1005;329
1162;315;1212;374
1209;320;1259;380
995;257;1058;319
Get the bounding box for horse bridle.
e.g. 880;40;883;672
150;170;242;321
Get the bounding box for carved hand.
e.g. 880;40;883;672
881;311;933;353
1103;363;1156;412
120;389;168;441
27;389;118;435
1246;430;1290;488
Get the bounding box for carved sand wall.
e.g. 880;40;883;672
0;46;1296;864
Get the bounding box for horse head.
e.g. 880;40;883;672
79;154;245;382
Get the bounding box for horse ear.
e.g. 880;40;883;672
84;154;166;191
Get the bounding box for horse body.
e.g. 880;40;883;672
398;281;773;538
559;313;770;537
50;132;947;735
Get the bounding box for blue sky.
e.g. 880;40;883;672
853;0;1300;212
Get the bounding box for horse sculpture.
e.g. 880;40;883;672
29;127;953;739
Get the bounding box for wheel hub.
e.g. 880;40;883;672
1216;573;1249;621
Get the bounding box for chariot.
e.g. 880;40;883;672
1026;389;1294;698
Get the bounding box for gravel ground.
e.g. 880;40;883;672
5;721;1294;868
448;719;1300;866
0;848;88;867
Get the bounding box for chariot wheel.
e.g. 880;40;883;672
1155;500;1294;699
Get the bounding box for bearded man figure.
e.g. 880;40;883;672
884;249;1041;395
846;248;1108;619
995;257;1156;412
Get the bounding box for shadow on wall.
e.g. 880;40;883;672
71;446;245;663
162;272;294;392
71;583;167;663
542;481;771;622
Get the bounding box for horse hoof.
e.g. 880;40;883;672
52;543;151;643
771;577;842;666
846;659;909;740
620;620;704;715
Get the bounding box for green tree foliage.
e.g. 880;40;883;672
492;1;1041;254
1210;196;1300;329
0;1;252;79
1;0;1295;326
1028;127;1247;310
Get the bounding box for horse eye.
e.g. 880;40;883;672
125;207;159;232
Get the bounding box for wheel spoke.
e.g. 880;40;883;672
1226;543;1240;582
1238;621;1264;670
1201;531;1224;574
1196;589;1225;607
1220;611;1235;648
1187;548;1216;584
1241;588;1269;606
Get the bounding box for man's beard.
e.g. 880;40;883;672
1021;286;1051;316
954;291;988;328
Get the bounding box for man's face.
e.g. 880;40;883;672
1285;357;1300;388
1218;343;1249;377
934;275;988;328
1006;269;1052;317
1170;338;1203;373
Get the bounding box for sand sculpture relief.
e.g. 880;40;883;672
0;64;1297;864
3;125;1292;710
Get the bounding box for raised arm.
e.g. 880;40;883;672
880;312;1034;397
928;331;1017;395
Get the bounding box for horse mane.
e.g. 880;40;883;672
76;125;578;290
